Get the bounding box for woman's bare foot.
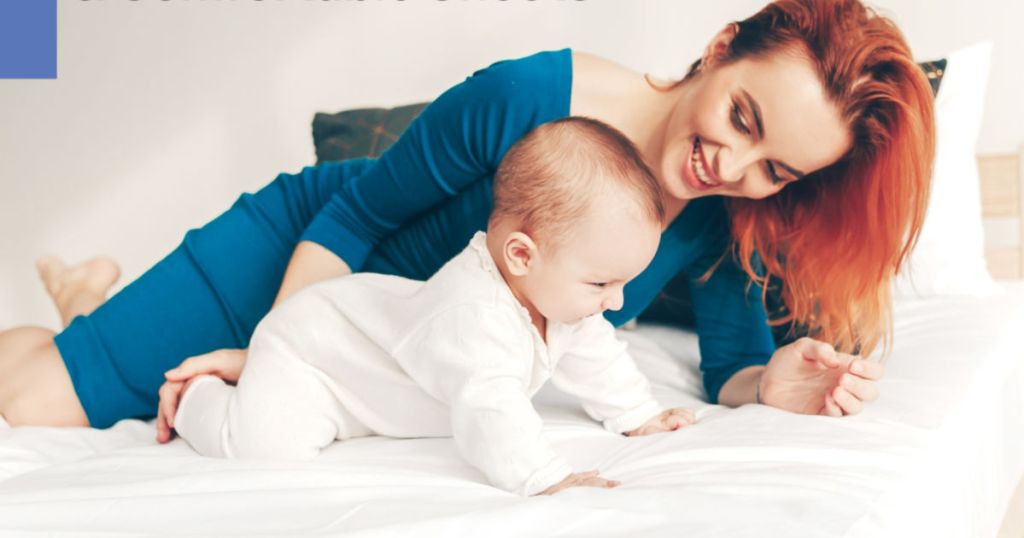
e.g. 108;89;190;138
36;255;121;327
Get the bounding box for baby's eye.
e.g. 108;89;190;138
589;282;608;288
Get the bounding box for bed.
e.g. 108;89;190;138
4;146;1022;536
3;38;1024;536
1;280;1022;537
2;154;1023;536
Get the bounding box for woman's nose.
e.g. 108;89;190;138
715;144;758;184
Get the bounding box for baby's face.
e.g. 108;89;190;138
521;201;661;324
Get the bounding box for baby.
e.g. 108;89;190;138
171;117;696;496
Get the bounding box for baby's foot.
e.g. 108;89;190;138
36;255;121;324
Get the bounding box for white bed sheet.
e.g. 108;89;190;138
2;283;1023;537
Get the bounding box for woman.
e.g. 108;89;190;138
0;0;933;436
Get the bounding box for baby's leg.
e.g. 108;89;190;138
174;347;354;460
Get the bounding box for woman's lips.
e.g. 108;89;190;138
683;136;719;191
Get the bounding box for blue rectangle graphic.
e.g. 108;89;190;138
0;0;57;79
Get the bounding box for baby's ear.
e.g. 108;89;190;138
503;231;540;277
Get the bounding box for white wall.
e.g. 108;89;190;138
1;0;1021;329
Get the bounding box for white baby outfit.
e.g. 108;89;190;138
175;231;663;496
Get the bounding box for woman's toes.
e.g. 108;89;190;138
36;255;121;301
80;256;121;292
35;255;68;293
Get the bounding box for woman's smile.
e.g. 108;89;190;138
684;136;722;192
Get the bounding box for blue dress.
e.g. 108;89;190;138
55;49;775;428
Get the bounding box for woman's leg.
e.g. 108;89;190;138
36;256;121;328
1;159;377;429
0;327;88;426
0;257;118;427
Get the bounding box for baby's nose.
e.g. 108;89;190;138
602;290;624;312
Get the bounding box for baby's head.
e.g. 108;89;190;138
487;117;664;324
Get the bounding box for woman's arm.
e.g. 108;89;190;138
716;364;764;406
270;51;569;304
687;250;874;414
272;240;352;306
698;269;885;417
262;50;568;308
299;50;571;275
686;238;777;405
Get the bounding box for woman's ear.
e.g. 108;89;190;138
701;22;740;69
503;232;540;277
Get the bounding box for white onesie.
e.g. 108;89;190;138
174;231;663;496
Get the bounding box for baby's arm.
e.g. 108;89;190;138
393;304;604;496
552;316;697;435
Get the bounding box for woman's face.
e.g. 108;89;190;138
657;37;852;202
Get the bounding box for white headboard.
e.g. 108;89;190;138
979;149;1024;279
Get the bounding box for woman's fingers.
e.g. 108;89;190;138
849;358;885;381
840;373;879;403
796;337;840;368
822;392;843;417
832;386;864;416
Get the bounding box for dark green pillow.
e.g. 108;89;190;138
313;102;428;164
919;58;947;97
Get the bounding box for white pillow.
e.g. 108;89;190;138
893;41;1000;298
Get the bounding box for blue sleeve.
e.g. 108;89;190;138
300;50;572;271
602;196;775;404
687;232;776;404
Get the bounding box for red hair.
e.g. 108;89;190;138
699;0;936;355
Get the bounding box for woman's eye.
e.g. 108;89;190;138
766;161;784;185
731;102;751;135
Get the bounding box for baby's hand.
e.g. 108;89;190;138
537;470;619;495
155;348;247;444
624;407;696;437
155;377;195;444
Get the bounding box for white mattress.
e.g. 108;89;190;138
2;283;1023;537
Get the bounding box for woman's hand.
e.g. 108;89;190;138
760;337;883;416
155;348;247;443
537;470;619;495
